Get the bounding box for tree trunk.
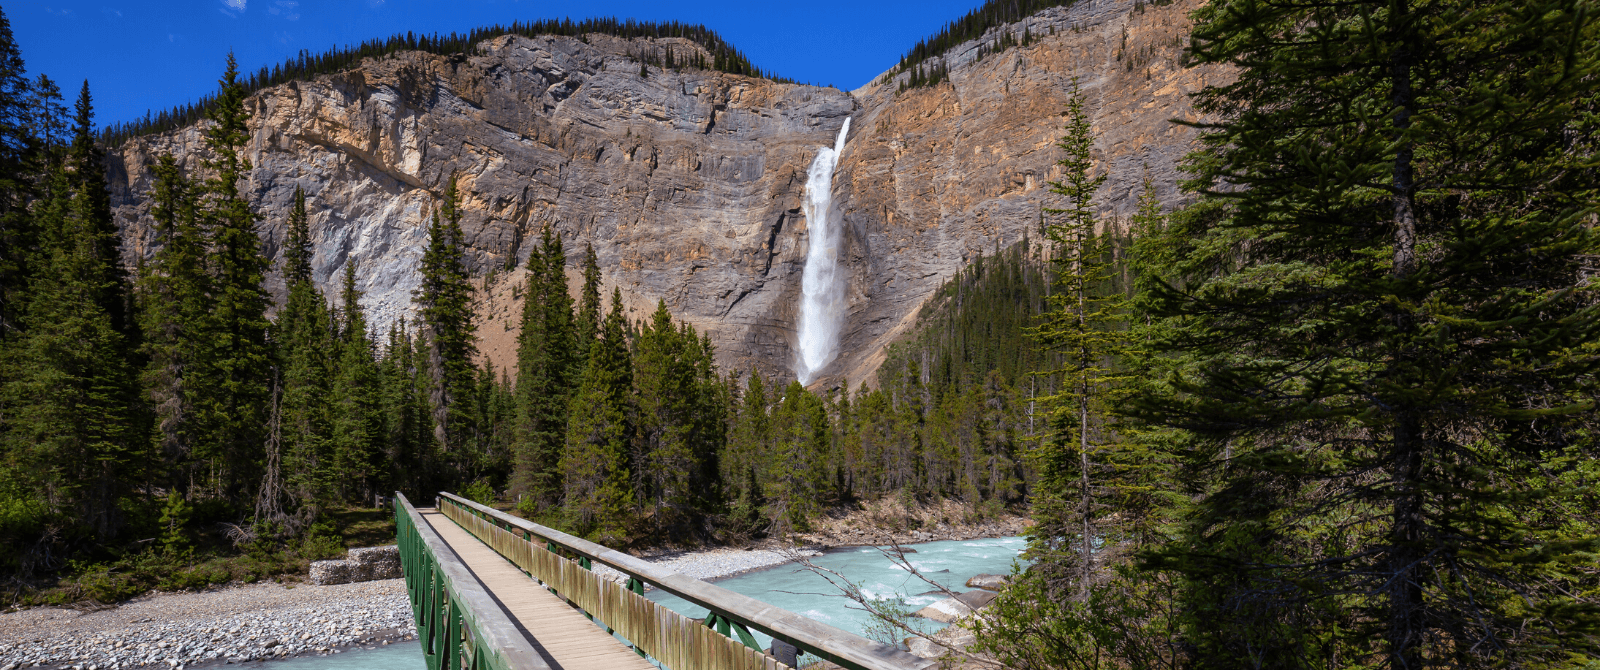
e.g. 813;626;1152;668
1387;3;1425;666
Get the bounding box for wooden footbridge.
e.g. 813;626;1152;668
395;492;937;670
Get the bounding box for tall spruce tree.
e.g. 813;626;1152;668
576;243;602;358
273;187;334;516
0;7;30;337
631;300;723;535
512;227;576;508
416;174;477;457
198;53;271;502
329;262;381;502
380;323;432;499
1;81;139;542
767;380;829;536
562;288;634;539
138;155;209;490
1025;81;1128;601
1129;0;1600;666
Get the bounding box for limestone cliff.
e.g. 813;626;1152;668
107;0;1218;387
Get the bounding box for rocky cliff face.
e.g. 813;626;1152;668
829;0;1221;388
107;0;1218;387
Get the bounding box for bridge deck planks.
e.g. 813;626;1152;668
418;509;657;670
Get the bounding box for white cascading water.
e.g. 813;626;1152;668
794;118;852;385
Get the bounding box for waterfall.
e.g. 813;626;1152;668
794;118;852;385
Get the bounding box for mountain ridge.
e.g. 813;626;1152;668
105;0;1218;388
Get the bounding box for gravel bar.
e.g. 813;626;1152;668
0;580;413;669
0;545;820;669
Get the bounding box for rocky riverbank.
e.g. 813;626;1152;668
0;580;412;670
0;509;1026;669
0;544;826;669
795;498;1031;550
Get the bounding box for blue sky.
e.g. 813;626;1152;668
11;0;984;129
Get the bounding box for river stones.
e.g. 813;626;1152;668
911;589;999;623
965;573;1008;591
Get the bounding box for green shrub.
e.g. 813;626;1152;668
463;479;497;506
157;491;192;555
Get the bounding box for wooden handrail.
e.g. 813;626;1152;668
437;492;937;670
395;493;551;670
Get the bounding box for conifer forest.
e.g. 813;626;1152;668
4;0;1600;667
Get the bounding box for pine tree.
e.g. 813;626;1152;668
1129;0;1600;665
1;82;139;541
576;243;602;359
562;288;634;540
198;53;272;502
282;188;312;286
631;300;723;535
1024;79;1128;600
274;188;334;514
380;324;431;499
416;174;478;457
0;7;32;337
767;381;829;536
329;262;381;502
511;227;576;508
137;155;209;489
726;371;770;500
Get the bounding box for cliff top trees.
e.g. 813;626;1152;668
1132;0;1600;666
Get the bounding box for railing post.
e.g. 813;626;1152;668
704;612;762;652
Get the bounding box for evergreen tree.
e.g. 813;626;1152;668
1;81;139;542
511;227;576;507
767;380;829;535
1129;0;1600;666
416;174;477;456
282;188;312;286
1027;81;1128;600
329;263;381;502
137;155;208;489
380;324;432;499
971;175;1181;670
0;7;31;336
197;53;272;502
576;243;602;358
273;188;334;515
632;300;723;535
562;289;634;540
725;371;770;499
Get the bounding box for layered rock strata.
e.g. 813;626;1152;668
108;0;1218;386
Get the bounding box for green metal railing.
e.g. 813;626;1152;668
437;496;789;670
436;492;935;670
396;493;550;670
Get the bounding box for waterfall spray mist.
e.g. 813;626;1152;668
794;118;852;385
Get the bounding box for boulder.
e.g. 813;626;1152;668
911;590;998;623
966;573;1009;591
905;621;980;661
